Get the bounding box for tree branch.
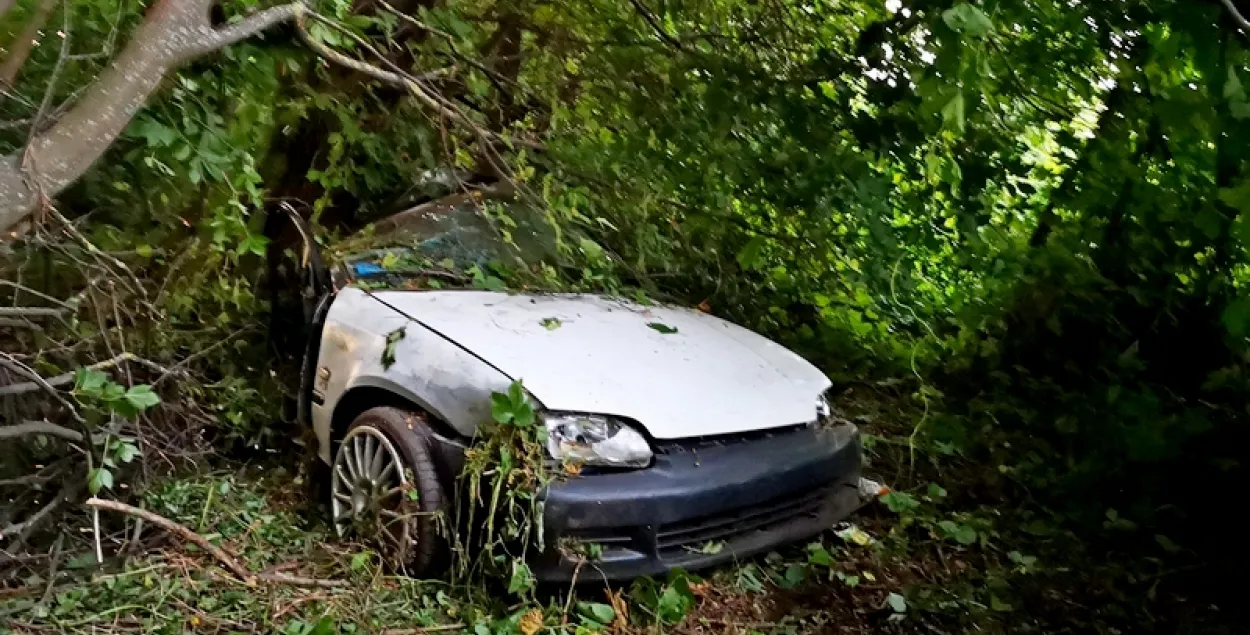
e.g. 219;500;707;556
0;420;84;442
1222;0;1250;31
189;3;306;57
0;351;173;396
0;0;305;233
0;0;60;87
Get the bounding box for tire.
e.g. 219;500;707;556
331;406;447;576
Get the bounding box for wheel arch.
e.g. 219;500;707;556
329;384;467;451
328;384;471;495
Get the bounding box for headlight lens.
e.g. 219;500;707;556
542;413;653;468
816;393;831;422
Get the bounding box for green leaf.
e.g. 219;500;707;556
937;520;978;545
114;442;141;463
123;385;162;413
578;237;605;262
927;483;947;499
491;392;515;425
780;564;806;588
540;317;562;330
508;559;534;594
990;595;1013;612
74;368;109;396
942;3;993;37
941;91;966;133
736;236;767;270
381;327;406;370
1221;297;1250;338
656;582;693;624
806;542;835;567
880;491;920;513
88;468;114;495
647;322;679;334
578;602;616;624
887;592;907;613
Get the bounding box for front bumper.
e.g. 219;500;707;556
534;424;862;581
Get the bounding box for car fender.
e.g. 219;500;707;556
311;286;515;463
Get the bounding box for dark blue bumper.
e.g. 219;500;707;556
534;424;862;581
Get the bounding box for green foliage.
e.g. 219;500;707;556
630;569;698;626
452;380;548;587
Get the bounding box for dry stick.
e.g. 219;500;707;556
84;498;348;588
378;625;466;635
86;497;252;580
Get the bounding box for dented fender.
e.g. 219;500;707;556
310;287;514;463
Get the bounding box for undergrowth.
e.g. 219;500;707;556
3;386;1231;635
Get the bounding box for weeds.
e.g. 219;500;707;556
449;380;551;592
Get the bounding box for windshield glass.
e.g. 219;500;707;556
333;190;556;286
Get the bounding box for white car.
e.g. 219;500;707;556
276;193;862;580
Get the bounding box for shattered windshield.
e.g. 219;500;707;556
334;190;556;287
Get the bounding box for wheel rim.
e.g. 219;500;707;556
331;425;416;561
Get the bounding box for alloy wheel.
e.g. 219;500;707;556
330;425;418;563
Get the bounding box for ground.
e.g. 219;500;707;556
0;386;1230;634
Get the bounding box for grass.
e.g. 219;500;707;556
0;386;1234;634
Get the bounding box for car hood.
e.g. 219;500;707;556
369;290;831;439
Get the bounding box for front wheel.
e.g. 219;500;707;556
330;407;447;576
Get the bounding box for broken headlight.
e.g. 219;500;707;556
541;413;653;468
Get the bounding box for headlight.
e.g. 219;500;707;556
542;413;653;468
816;393;831;422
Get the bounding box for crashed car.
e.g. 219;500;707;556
278;191;863;581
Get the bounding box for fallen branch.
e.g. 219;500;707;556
86;497;252;580
0;420;84;442
84;498;348;588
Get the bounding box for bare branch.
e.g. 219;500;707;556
0;420;84;442
0;479;81;543
189;3;306;57
0;351;174;396
0;352;83;422
0;306;65;317
1224;0;1250;31
0;279;75;308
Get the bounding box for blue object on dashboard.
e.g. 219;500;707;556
352;262;385;276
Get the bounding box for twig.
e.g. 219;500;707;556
257;573;348;588
84;498;349;588
0;351;174;396
27;0;71;137
0;478;80;543
0;279;74;307
379;625;466;635
85;497;253;581
39;533;63;605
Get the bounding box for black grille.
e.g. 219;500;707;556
655;423;809;454
655;484;832;555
